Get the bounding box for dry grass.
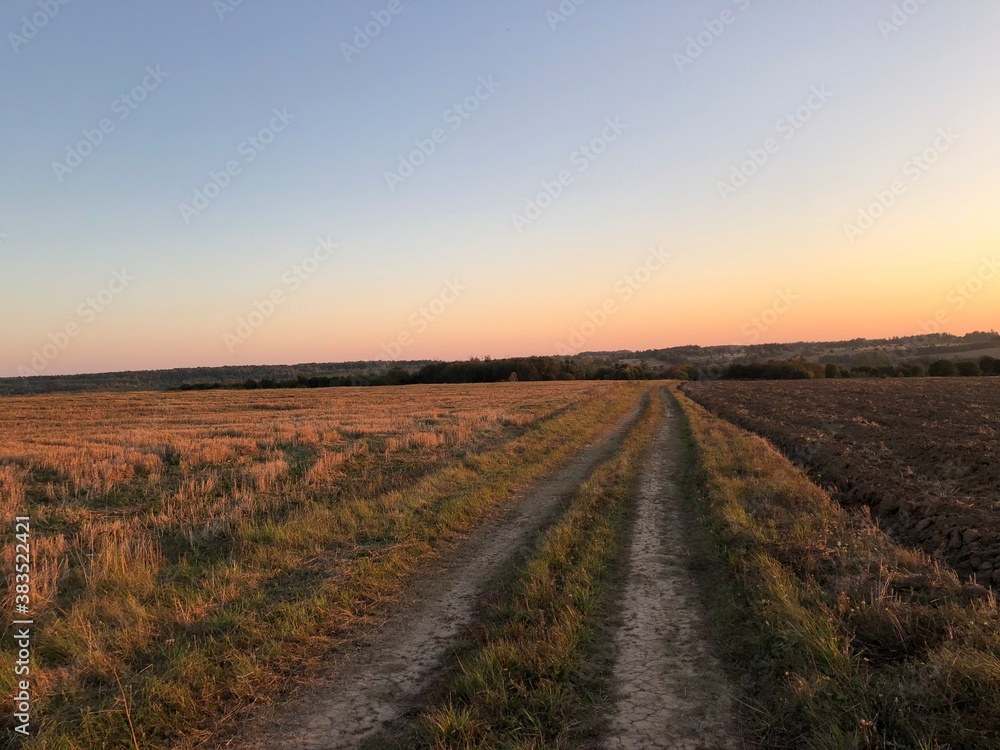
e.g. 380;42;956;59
0;382;641;748
672;385;1000;749
414;389;661;749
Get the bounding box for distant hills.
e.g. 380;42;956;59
2;332;997;396
0;360;432;396
584;331;1000;370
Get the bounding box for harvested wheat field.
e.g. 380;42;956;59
0;381;750;750
0;382;659;748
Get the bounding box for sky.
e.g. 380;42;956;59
1;0;998;377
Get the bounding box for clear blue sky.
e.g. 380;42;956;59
2;1;998;375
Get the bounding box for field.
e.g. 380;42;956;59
673;385;1000;748
0;382;645;747
4;378;999;749
683;378;1000;586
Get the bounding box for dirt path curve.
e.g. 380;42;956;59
232;397;646;750
604;395;740;750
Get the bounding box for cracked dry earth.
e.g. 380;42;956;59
604;398;740;750
230;401;644;750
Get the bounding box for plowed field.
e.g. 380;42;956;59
683;379;1000;585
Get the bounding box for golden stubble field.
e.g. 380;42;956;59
0;381;641;747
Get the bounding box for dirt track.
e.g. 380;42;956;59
604;396;739;750
231;398;645;750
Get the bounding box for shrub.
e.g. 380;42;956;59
980;356;1000;376
929;359;959;377
957;360;983;377
724;360;813;380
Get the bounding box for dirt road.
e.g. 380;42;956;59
231;398;646;750
604;396;740;750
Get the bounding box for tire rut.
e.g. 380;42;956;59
604;395;740;750
229;396;647;750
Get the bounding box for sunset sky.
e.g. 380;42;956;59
2;1;998;377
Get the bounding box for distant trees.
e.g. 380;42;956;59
170;353;999;391
724;360;935;381
929;359;960;377
382;367;413;386
723;361;814;380
664;364;699;381
849;364;924;378
703;364;724;379
925;359;997;377
957;361;983;377
413;356;586;384
421;356;708;383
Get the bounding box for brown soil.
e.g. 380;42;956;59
683;379;1000;586
603;396;740;750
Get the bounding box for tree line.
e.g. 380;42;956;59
169;354;1000;391
720;356;1000;380
177;356;676;391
